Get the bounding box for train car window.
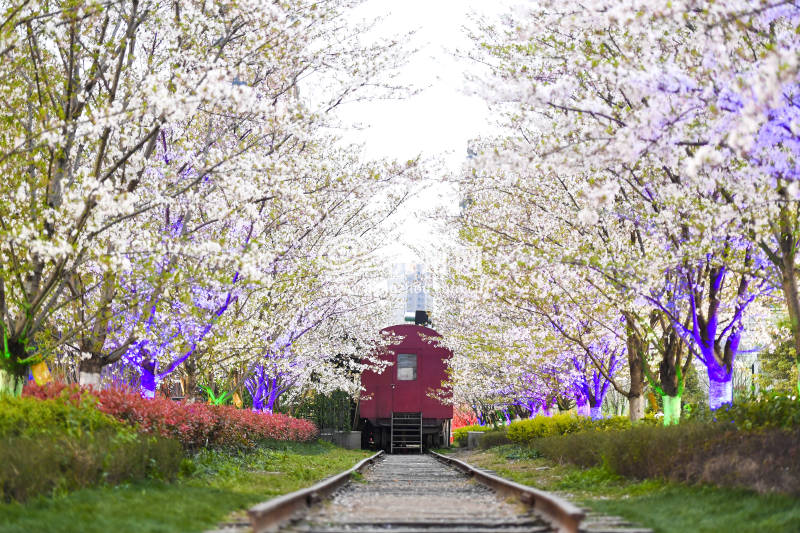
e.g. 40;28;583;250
397;354;417;380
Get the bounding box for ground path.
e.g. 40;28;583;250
211;453;654;533
283;454;549;533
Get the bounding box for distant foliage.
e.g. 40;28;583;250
453;424;493;447
506;414;632;444
24;383;319;450
757;327;800;395
293;390;353;432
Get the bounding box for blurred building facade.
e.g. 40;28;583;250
389;263;434;325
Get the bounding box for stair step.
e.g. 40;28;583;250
391;413;422;454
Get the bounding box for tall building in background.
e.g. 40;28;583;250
389;263;434;324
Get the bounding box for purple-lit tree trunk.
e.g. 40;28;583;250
523;401;535;418
127;271;240;398
572;350;619;420
687;265;745;410
536;304;644;421
515;398;546;419
723;83;800;395
650;257;762;410
242;310;330;411
506;366;562;420
121;199;255;397
575;396;590;417
246;363;294;413
246;365;268;410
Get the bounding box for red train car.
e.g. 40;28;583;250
358;323;453;452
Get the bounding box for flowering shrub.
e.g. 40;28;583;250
453;424;493;447
23;382;318;450
507;414;632;445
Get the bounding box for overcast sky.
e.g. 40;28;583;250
334;1;512;264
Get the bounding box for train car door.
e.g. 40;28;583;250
375;352;393;417
393;352;422;412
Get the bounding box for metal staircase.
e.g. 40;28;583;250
390;412;422;453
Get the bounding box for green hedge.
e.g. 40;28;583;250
506;413;632;444
469;398;800;494
0;396;181;502
686;393;800;430
0;392;118;437
529;422;800;494
478;429;512;449
453;424;493;447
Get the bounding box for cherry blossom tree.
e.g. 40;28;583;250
445;0;786;412
0;0;413;396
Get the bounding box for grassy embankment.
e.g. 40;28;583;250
457;445;800;533
0;441;370;533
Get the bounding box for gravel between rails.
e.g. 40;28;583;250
282;454;552;533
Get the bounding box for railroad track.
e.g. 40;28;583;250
243;452;652;533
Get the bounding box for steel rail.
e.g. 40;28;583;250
429;450;585;533
247;450;384;533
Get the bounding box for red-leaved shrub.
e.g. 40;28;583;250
23;382;318;450
452;407;478;429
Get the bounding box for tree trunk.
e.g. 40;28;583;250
708;377;732;410
659;328;682;397
626;321;646;422
79;356;104;387
589;405;602;420
182;359;200;402
0;368;24;396
1;336;29;396
662;394;681;425
779;226;800;395
140;359;157;399
656;325;689;423
628;395;644;421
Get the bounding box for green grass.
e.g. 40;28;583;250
0;441;371;533
431;447;455;454
462;445;800;533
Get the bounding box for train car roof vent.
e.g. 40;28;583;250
414;310;430;326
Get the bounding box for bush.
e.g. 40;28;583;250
686;393;800;431
507;413;631;444
0;396;181;502
530;422;800;495
479;429;512;449
0;390;118;437
453;424;493;447
23;382;319;451
533;430;605;467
